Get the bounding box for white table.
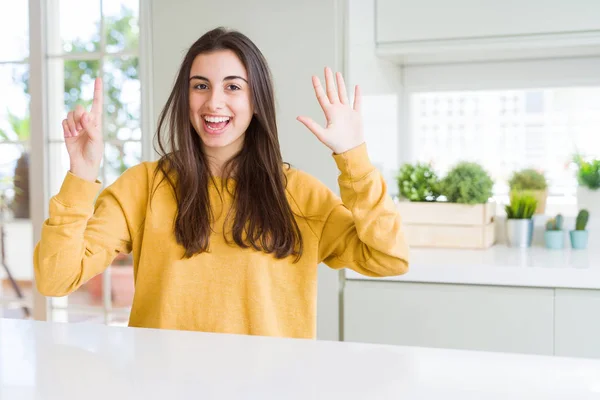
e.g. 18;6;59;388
1;318;600;399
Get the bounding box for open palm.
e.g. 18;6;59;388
297;67;364;154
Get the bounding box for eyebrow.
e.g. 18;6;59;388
189;75;248;83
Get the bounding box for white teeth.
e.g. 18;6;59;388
204;116;230;123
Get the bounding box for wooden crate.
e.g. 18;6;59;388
396;201;496;249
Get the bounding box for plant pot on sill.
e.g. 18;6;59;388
511;189;547;215
506;218;534;248
395;200;496;249
569;230;589;250
544;230;565;250
577;187;599;228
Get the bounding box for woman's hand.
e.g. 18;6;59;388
297;67;364;154
63;77;104;182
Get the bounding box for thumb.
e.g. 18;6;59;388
81;112;100;140
297;116;325;141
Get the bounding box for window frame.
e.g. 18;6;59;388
27;0;152;323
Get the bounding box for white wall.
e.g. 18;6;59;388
148;0;346;340
347;0;405;193
376;0;600;43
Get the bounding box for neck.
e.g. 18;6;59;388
203;136;244;178
204;147;238;178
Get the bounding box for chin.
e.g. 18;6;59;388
199;131;244;151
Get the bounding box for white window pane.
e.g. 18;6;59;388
105;56;140;140
0;64;29;142
103;0;140;53
0;1;28;61
104;141;141;185
63;59;100;112
410;87;600;203
49;0;101;54
47;58;100;141
48;143;71;197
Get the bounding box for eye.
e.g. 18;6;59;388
194;83;208;90
227;84;241;91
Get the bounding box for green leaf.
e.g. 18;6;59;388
396;162;441;202
440;162;494;204
0;127;12;141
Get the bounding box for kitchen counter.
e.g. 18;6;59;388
1;318;600;399
345;244;600;289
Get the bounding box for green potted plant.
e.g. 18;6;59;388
570;209;589;250
544;213;564;249
396;162;441;202
508;168;548;215
394;161;496;249
505;192;538;248
440;161;494;204
573;155;599;227
0;110;30;219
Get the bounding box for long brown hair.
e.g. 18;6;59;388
153;27;303;261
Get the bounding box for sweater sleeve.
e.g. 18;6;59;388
317;144;410;277
33;163;149;297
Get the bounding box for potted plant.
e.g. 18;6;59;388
396;162;441;202
0;111;30;219
570;209;589;250
396;161;496;249
573;155;600;225
505;192;537;248
508;168;548;215
440;161;494;204
544;213;564;249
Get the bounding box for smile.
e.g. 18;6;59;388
202;115;231;135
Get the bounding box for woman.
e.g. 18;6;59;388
34;27;409;339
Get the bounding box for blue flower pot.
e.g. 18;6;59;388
569;230;589;249
544;231;564;249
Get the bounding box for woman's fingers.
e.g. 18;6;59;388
91;77;103;117
66;111;78;136
297;115;326;144
353;84;361;112
312;75;330;113
81;112;100;140
62;119;71;138
324;67;339;104
73;105;85;131
336;72;348;105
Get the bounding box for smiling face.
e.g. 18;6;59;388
188;49;254;163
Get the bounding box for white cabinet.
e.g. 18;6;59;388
373;0;600;64
376;0;600;43
555;289;600;359
344;280;555;355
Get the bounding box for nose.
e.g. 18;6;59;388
206;88;226;111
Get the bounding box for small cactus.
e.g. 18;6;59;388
576;209;589;231
555;214;564;230
545;214;564;231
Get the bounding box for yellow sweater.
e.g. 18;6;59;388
34;144;409;338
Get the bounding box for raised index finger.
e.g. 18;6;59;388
91;77;103;116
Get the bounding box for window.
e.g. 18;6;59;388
410;86;600;214
46;0;141;325
401;57;600;216
0;1;31;318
